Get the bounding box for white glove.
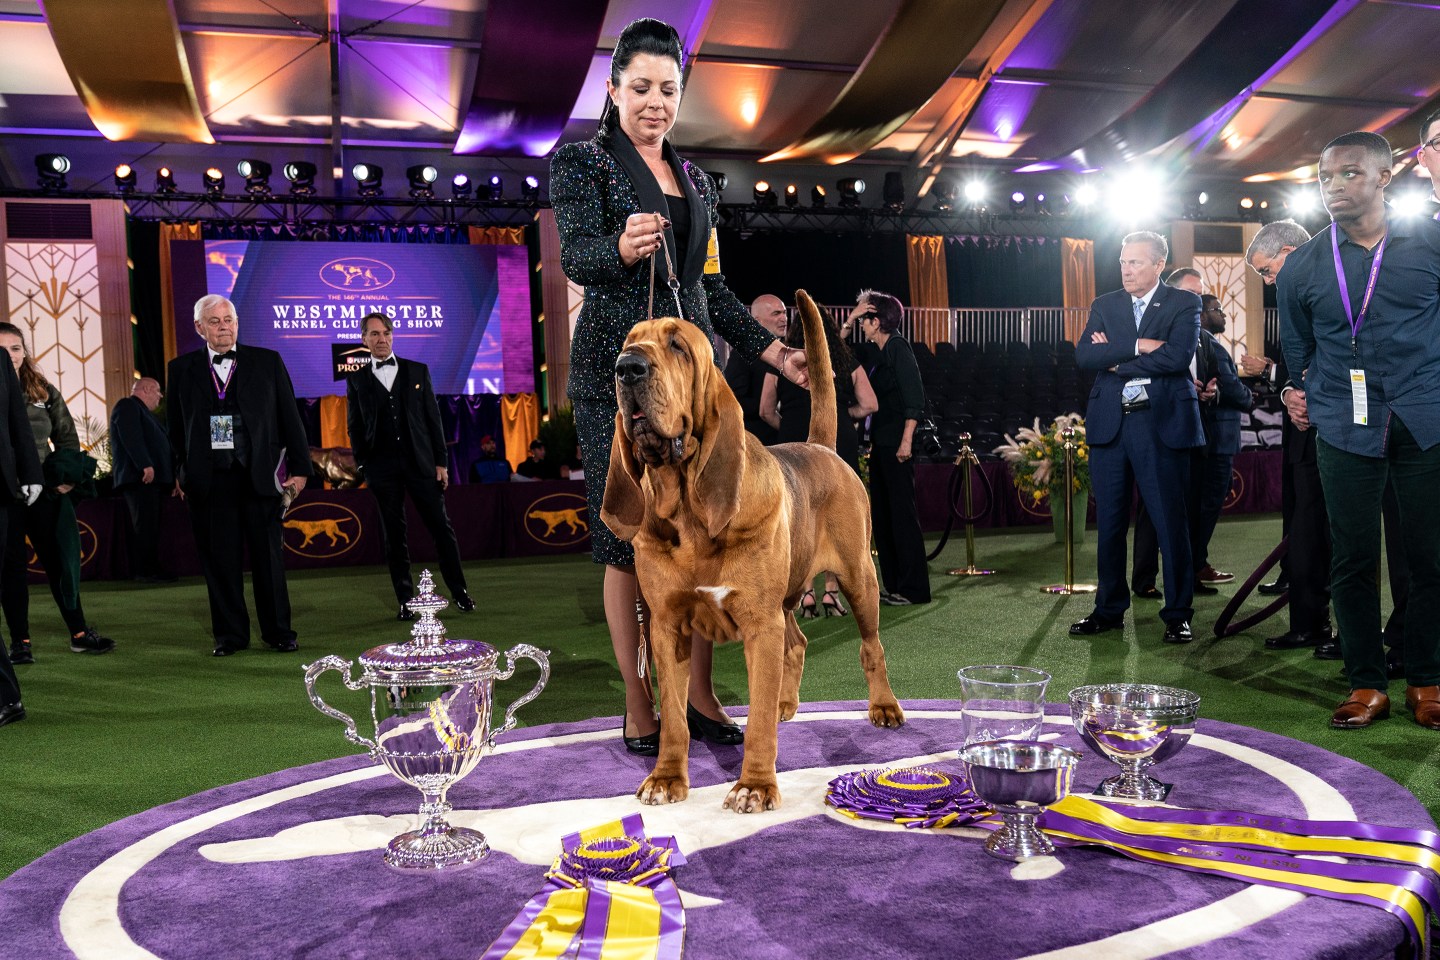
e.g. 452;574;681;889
21;484;41;506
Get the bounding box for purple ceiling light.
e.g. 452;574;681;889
453;0;607;157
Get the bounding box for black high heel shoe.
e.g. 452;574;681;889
622;715;660;756
686;703;744;745
799;588;819;620
821;590;849;617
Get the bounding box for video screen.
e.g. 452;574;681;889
169;240;534;397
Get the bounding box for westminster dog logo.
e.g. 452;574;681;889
320;257;395;292
282;502;362;558
523;493;590;546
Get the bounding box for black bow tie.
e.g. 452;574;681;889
374;357;396;368
212;351;235;365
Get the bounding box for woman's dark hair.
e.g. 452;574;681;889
861;290;905;335
0;321;48;403
785;309;857;375
597;19;684;142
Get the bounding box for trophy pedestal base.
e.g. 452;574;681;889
982;813;1055;862
1041;583;1097;594
946;567;996;577
385;826;491;871
1095;772;1173;802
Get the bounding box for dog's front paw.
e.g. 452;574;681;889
869;700;906;728
723;780;781;813
636;773;689;805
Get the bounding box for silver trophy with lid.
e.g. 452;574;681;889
304;570;549;870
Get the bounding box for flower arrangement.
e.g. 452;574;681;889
993;414;1089;505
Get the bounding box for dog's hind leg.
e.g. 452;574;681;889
837;562;905;729
636;607;692;805
778;611;807;722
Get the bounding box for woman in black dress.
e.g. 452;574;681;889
550;19;808;755
760;308;877;616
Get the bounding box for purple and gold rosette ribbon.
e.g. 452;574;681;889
1042;795;1440;951
482;813;687;960
827;766;990;829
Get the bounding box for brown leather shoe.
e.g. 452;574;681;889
1405;686;1440;730
1330;689;1390;729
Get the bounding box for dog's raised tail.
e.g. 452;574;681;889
794;289;837;450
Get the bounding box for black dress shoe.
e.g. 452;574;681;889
0;702;25;727
1264;629;1329;650
1257;578;1289;596
1162;620;1193;644
1313;639;1343;660
687;703;744;745
397;604;416;622
622;718;660;756
1069;615;1123;636
264;638;299;653
454;592;477;613
1133;586;1162;600
1192;581;1220;596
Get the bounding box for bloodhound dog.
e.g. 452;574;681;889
603;289;904;813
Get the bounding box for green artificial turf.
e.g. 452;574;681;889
1;513;1431;879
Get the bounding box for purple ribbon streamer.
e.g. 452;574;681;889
1330;222;1387;342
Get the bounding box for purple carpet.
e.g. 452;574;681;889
1;700;1428;960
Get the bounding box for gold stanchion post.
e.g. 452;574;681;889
946;433;994;577
1042;424;1096;594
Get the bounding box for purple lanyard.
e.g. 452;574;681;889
1330;223;1386;351
210;356;236;401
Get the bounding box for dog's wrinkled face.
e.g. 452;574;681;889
614;318;715;467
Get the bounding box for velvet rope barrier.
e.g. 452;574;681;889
1212;538;1289;639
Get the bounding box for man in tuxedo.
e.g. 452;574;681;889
1279;131;1440;730
347;312;472;621
1071;231;1204;644
110;377;176;582
0;356;43;728
724;294;787;444
168;295;310;657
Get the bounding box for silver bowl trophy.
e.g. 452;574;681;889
1068;683;1200;801
304;570;550;871
960;740;1081;861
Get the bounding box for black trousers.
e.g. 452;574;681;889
1;496;87;638
187;466;294;651
0;503;17;707
367;462;467;604
1288;450;1331;634
869;447;930;602
120;483;164;577
1131;448;1231;588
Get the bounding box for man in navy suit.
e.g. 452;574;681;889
1189;295;1253;584
347;312;473;621
1071;231;1205;644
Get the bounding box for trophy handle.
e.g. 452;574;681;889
303;655;377;752
489;644;551;745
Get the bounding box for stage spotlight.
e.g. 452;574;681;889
1034;192;1051;215
882;172;905;211
521;175;541;202
784;184;799;208
1073;183;1099;207
1197;191;1209;206
1050;192;1073;216
1105;168;1167;223
706;170;728;194
450;174;472;200
836;177;865;208
113;164;137;194
1009;190;1027;213
753;180;777;208
203;167;225;196
1394;191;1431;218
932;180;957;212
35;154;70;191
1291;188;1321;216
352;163;383;197
236;159;272;195
155;167;177;194
1237;196;1256;220
962;181;987;208
810;185;827;208
406;164;438;198
485;174;503;200
283;161;317;196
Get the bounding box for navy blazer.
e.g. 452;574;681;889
1198;330;1252;455
109;395;174;488
1076;286;1205;450
346;357;448;475
166;345;312;495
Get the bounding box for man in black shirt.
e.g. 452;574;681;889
516;440;559;480
724;294;787;444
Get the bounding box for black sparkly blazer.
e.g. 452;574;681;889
550;133;776;403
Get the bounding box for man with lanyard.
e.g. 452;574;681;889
1279;130;1440;730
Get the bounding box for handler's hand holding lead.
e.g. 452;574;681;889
620;212;670;266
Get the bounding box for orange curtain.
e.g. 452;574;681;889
159;221;202;364
319;395;350;448
468;225;526;245
1061;238;1096;342
905;235;949;348
502;393;540;470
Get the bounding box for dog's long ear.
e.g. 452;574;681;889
689;366;746;538
601;412;645;541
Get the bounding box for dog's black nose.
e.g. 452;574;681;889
616;352;650;385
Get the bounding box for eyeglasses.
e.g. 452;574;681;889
1423;134;1440;153
1250;256;1280;280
